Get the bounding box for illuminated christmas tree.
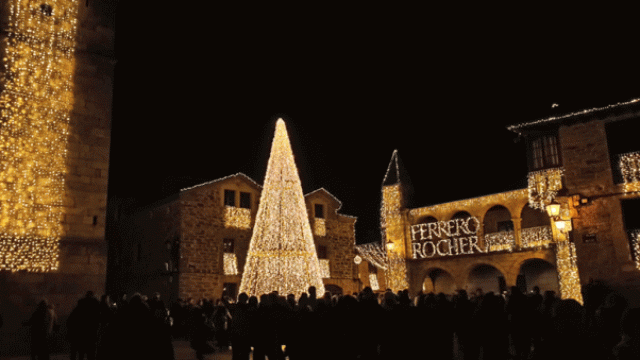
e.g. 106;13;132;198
239;119;325;297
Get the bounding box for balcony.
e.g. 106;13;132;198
483;225;553;253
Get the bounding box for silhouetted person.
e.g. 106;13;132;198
475;292;508;360
25;299;58;360
230;293;252;360
538;298;587;360
213;298;231;350
96;295;115;360
453;289;475;360
593;292;628;358
67;291;100;360
307;286;319;311
189;302;215;360
612;307;640;360
506;286;531;360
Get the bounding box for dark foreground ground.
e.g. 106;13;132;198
0;340;232;360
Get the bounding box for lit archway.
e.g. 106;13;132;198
423;268;456;294
518;258;559;294
467;264;506;295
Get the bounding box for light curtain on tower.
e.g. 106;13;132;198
239;119;325;297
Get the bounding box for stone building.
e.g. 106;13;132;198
0;0;116;355
107;173;360;303
361;99;640;305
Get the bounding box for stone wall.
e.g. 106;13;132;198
407;248;556;296
0;1;117;355
560;119;638;287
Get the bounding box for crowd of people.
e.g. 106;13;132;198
23;283;640;360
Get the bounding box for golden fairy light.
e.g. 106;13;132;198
484;230;515;252
555;240;583;304
224;207;252;229
381;183;409;291
630;230;640;271
528;168;564;210
313;218;326;237
0;0;79;272
520;226;553;249
238;119;325;297
223;253;239;275
619;152;640;193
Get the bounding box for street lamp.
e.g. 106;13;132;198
545;200;561;218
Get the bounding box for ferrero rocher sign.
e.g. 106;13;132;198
410;217;487;259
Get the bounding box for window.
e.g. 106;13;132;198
497;220;514;232
368;262;378;274
40;4;53;16
240;192;251;209
314;204;324;219
224;190;236;207
529;135;561;171
223;238;235;253
317;245;328;259
606;118;640;184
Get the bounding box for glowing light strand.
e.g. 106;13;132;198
527;168;564;210
619;152;640;193
223;253;238;275
0;0;80;272
368;273;380;291
630;230;640;271
238;120;325;297
381;184;409;291
355;242;388;270
555;240;583;304
508;98;640;134
484;230;515;252
520;226;553;249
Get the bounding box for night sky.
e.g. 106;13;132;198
107;4;640;243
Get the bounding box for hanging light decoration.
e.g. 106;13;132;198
0;0;80;272
528;168;564;211
238;119;325;297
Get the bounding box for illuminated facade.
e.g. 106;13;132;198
364;100;640;304
108;173;359;302
0;0;115;355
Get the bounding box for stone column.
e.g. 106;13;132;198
512;217;523;250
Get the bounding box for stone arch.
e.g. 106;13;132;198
521;203;551;229
416;215;438;224
422;267;457;295
518;258;559;294
324;284;343;296
483;205;513;233
466;263;507;295
450;211;472;221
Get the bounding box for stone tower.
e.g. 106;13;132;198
381;150;412;291
0;0;116;354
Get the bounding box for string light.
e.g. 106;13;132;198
520;225;553;249
507;98;640;134
224;207;252;229
313;218;326;237
555;240;583;304
355;242;388;270
484;230;515;252
630;230;640;271
238;120;325;297
318;259;330;278
527;168;564;210
0;0;80;272
408;189;529;219
223;253;238;275
368;273;380;291
381;184;409;291
619;152;640;193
